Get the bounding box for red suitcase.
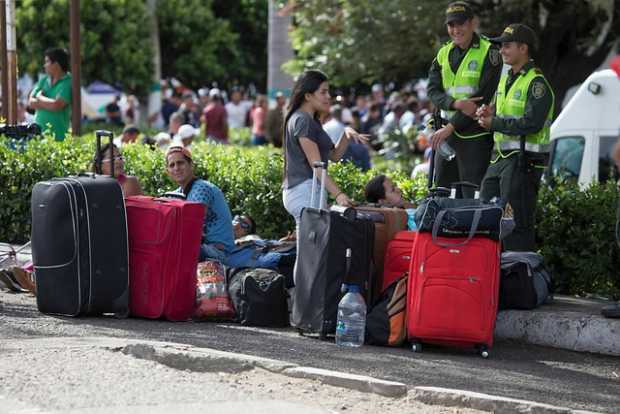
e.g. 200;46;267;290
407;232;500;357
382;231;417;293
125;196;205;321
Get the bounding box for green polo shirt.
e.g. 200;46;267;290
32;73;72;141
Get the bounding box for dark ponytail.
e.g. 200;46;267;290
282;70;328;182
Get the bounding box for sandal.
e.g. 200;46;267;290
11;267;36;294
0;269;28;293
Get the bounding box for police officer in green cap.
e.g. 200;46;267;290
477;23;554;251
427;1;502;197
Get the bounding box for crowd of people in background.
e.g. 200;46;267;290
90;76;438;178
15;49;440;180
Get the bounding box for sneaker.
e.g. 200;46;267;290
601;302;620;319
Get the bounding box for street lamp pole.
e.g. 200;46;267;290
69;0;81;136
0;1;8;122
5;0;16;124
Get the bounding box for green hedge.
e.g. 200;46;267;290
1;135;618;297
536;180;620;298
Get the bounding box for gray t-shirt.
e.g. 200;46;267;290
284;110;334;189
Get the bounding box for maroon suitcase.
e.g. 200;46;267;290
382;231;417;294
125;196;205;321
407;232;500;357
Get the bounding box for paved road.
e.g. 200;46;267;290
1;292;618;413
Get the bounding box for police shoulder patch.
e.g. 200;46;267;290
489;49;501;66
532;81;546;99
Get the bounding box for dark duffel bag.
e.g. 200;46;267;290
227;267;289;327
415;197;504;241
499;251;554;310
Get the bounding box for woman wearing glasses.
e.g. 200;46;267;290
92;143;143;196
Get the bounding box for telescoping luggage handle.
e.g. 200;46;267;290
310;161;327;210
95;130;115;178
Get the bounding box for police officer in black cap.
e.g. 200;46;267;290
477;23;554;251
427;1;502;197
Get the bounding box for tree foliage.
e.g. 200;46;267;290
280;0;620;109
17;0;153;97
15;0;269;97
156;0;238;90
281;0;446;85
212;0;269;90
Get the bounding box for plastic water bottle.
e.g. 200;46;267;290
437;140;456;161
423;116;456;161
335;284;367;347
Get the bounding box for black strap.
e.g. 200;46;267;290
182;177;198;196
431;208;482;247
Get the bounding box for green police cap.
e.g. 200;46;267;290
445;1;474;25
489;23;538;51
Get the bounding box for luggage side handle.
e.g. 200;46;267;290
431;208;482;247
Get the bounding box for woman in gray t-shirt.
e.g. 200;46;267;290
281;70;367;229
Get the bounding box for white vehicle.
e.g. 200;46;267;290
547;69;620;186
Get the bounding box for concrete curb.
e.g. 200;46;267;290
411;386;600;414
3;337;406;398
282;366;407;398
495;310;620;356
3;337;603;413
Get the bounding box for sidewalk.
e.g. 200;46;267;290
496;295;619;356
2;242;618;356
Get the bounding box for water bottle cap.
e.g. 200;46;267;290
346;284;362;293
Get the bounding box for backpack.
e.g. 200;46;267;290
227;267;289;327
365;275;407;347
499;252;554;310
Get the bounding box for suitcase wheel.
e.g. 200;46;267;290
477;345;490;359
114;309;129;319
411;341;423;353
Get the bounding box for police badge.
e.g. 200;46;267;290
489;49;501;66
468;60;478;70
514;90;522;99
532;81;546;99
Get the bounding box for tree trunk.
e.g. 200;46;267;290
144;0;162;128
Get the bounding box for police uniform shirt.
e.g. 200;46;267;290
490;61;553;136
427;33;502;133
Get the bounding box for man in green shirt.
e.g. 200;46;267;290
28;48;72;141
427;1;502;197
477;24;554;251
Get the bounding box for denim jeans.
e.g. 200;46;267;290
199;243;227;263
282;178;327;231
282;178;326;287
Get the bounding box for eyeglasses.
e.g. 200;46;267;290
102;156;124;163
233;215;251;230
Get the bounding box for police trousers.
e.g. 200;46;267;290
480;152;546;251
434;133;494;198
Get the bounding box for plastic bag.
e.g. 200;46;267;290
194;260;235;321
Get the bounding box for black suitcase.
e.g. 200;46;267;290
291;161;375;338
30;131;129;316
